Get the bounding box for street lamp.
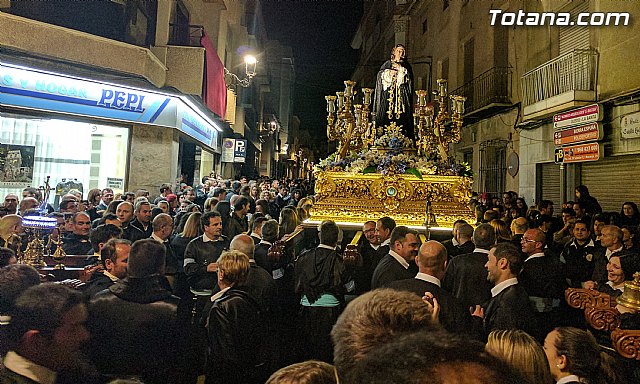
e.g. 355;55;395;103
225;54;257;88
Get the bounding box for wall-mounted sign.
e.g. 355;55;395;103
553;122;602;146
234;139;247;163
106;177;124;190
554;142;602;164
0;62;222;151
221;138;235;163
621;111;640;139
553;104;602;129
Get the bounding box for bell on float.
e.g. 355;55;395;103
617;272;640;312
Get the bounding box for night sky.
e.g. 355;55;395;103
262;1;363;155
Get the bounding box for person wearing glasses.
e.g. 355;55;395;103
519;228;567;340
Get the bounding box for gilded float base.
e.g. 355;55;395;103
309;171;475;229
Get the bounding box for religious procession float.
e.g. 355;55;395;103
308;51;475;232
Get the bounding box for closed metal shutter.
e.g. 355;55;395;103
559;2;590;56
580;155;640;211
537;162;561;206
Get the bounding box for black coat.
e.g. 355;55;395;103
183;235;228;291
442;250;493;310
561;239;600;287
387;277;473;335
87;275;194;384
130;218;153;238
238;262;277;313
83;271;115;299
61;233;92;255
205;288;268;384
352;240;387;294
480;283;538;339
295;247;347;304
371;254;417;289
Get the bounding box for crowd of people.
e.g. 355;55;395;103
0;179;638;383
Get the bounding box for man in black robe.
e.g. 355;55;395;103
373;44;414;141
472;242;538;341
442;223;495;311
388;240;472;335
371;226;419;289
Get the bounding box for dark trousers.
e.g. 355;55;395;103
299;305;342;363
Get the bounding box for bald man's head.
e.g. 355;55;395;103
416;240;448;279
230;234;255;260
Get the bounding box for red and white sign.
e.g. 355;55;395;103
555;143;602;164
553;122;602;146
553;104;602;129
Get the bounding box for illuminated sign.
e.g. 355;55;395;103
553;104;602;129
553;122;602;146
554;143;602;164
0;62;222;150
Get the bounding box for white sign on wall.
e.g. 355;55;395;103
621;111;640;139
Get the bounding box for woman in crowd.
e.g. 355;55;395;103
575;185;602;216
515;197;528;218
543;327;622;384
485;329;553;384
621;226;639;252
619;201;640;229
490;219;512;243
250;184;261;201
204;197;218;213
584;254;640;298
171;212;202;259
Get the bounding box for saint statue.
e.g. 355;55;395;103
373;44;415;142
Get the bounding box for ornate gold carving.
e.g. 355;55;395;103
370;174;413;211
311;171;474;227
585;306;621;332
565;288;621;332
611;328;640;360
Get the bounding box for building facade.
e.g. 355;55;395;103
351;0;640;210
0;0;293;202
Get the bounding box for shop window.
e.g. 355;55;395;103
0;113;129;205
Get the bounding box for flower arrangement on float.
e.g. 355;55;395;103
314;130;472;179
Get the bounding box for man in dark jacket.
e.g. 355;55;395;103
83;238;130;299
371;226;419;289
225;196;250;239
295;220;348;362
388;240;472;335
61;212;93;255
205;250;268;384
442;223;495;311
472;242;538;341
184;211;228;322
87;239;193;384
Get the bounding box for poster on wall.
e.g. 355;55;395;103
0;144;35;187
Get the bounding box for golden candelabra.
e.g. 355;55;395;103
414;79;466;162
19;176;59;268
325;81;375;160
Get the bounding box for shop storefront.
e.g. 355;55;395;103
0;61;222;202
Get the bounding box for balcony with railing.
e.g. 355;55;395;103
168;23;204;47
451;66;512;117
521;49;598;120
